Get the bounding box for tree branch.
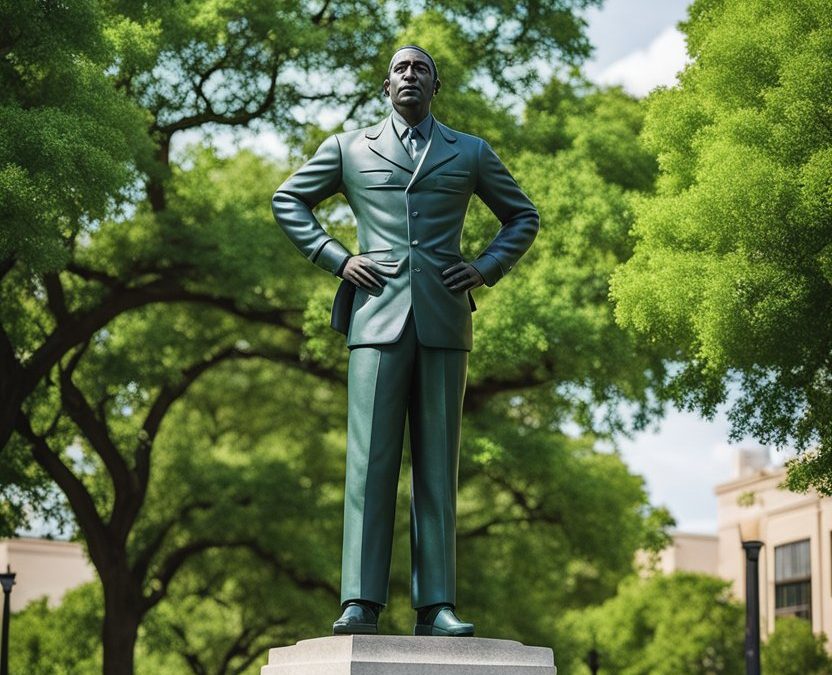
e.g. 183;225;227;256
170;624;208;675
43;272;70;321
15;411;109;568
459;469;563;539
65;262;122;287
1;268;305;457
244;540;339;599
134;345;342;522
154;57;281;136
58;343;138;541
130;499;214;582
458;514;540;540
23;276;301;403
311;0;333;25
0;256;15;281
0;320;21;396
464;359;555;412
344;91;371;122
218;624;262;675
143;539;237;611
139;347;253;458
229;627;286;675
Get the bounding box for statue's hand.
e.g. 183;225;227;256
341;255;395;291
441;262;485;292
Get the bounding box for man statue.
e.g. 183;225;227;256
271;45;538;637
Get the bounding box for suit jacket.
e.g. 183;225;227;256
271;112;539;351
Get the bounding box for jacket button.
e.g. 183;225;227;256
411;211;419;217
411;239;419;246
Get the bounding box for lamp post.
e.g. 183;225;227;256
586;647;600;675
0;565;15;675
739;518;763;675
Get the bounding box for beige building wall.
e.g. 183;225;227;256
716;463;830;640
0;538;96;612
639;532;719;576
661;532;719;575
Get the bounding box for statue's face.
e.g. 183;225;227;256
384;49;437;107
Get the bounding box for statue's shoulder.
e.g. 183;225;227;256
331;118;386;155
433;120;481;148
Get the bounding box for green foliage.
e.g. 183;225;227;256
610;0;832;492
12;583;103;674
1;1;680;672
763;617;832;675
0;0;153;273
525;80;659;191
559;572;745;674
449;421;673;647
462;80;665;438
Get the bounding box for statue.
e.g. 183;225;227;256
271;45;539;637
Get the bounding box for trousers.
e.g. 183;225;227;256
340;308;469;608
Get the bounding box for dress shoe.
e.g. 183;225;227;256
414;603;474;636
332;600;380;635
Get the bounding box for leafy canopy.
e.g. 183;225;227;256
610;0;832;492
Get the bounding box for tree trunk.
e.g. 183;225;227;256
101;576;141;675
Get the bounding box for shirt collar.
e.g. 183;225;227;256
390;108;434;140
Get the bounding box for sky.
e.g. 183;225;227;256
171;0;787;536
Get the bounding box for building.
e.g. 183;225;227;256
0;537;96;612
716;448;823;640
640;531;719;576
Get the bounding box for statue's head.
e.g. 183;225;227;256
383;45;441;111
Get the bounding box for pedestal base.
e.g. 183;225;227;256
261;635;556;674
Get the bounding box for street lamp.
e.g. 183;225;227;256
0;565;15;675
586;647;600;674
739;518;763;675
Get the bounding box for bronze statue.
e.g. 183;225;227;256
272;45;538;637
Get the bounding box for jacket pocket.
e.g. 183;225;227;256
361;169;404;190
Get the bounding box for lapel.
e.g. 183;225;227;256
366;114;415;174
365;114;460;191
407;118;458;191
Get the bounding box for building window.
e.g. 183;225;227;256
775;539;811;621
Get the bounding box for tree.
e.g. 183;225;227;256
0;0;153;535
1;0;605;511
2;2;610;672
2;1;698;671
762;617;832;675
609;0;832;492
558;572;745;674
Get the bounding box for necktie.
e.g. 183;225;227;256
405;127;418;160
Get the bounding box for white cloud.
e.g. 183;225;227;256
592;25;691;97
616;406;768;534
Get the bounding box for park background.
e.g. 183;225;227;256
1;0;831;673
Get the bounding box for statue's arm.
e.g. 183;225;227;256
271;135;352;276
470;139;540;287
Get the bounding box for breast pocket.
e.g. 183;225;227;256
436;170;471;194
360;169;404;190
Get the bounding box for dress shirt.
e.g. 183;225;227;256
390;109;433;163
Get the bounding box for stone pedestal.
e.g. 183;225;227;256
261;635;556;674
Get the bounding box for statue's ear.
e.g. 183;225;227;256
382;77;390;97
434;78;441;95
